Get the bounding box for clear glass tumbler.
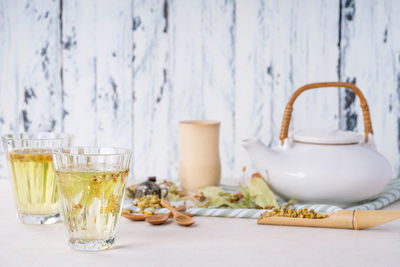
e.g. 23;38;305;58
2;133;71;224
52;147;132;251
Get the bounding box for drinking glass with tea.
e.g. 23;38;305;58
52;147;132;251
1;133;71;224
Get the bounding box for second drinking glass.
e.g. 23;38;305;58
2;133;71;224
52;147;132;251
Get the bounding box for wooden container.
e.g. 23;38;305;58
178;120;221;193
257;210;400;230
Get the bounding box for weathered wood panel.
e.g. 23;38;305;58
235;0;339;177
235;0;270;176
167;0;205;180
0;0;399;180
282;0;339;132
168;0;236;179
132;0;170;179
14;0;63;133
0;0;62;176
201;0;236;179
0;0;19;176
62;0;98;146
95;0;133;149
62;0;134;150
340;0;400;176
0;0;18;135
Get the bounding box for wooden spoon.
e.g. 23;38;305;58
122;205;186;222
122;212;148;221
161;199;195;227
145;205;187;225
145;212;173;225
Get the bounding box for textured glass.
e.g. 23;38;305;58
2;133;71;224
53;147;132;251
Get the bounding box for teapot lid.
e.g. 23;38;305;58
291;129;363;145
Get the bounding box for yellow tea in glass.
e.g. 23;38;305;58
53;147;132;251
2;133;71;224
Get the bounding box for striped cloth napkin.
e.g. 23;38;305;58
123;178;400;219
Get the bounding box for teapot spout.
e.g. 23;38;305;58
242;138;281;178
242;138;259;150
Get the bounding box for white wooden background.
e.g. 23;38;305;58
0;0;399;181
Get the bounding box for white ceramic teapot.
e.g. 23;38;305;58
242;82;392;205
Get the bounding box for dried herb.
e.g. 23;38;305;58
126;172;279;210
162;180;188;201
195;173;279;209
193;192;205;202
259;199;327;219
134;195;162;214
247;173;279;209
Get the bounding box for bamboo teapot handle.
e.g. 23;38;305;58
279;82;373;145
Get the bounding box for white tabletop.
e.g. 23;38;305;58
0;178;399;267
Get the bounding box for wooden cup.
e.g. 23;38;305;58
178;120;221;193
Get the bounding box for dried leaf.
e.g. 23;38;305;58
247;175;278;209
